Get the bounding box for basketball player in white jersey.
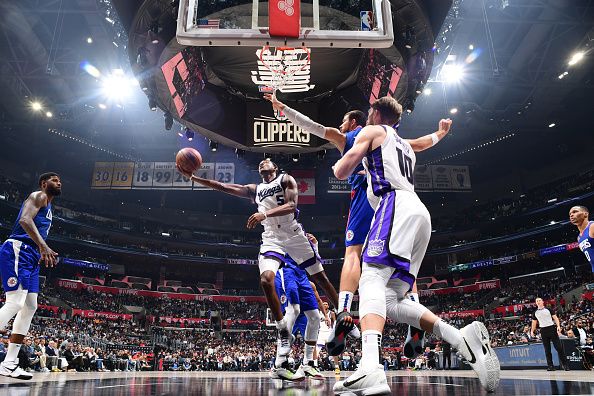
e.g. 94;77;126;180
181;159;338;381
332;96;500;394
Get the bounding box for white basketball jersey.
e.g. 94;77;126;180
255;173;296;229
363;125;416;208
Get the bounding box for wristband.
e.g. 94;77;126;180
430;132;439;146
263;212;267;219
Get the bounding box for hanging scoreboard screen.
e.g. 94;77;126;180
91;162;234;190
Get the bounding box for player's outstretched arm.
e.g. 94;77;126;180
19;191;58;267
179;166;256;200
264;93;347;152
333;126;379;180
407;118;453;152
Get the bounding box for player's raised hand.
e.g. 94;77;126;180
439;118;453;134
39;244;58;267
263;93;285;111
246;212;266;229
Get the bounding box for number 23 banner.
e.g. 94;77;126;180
91;162;235;190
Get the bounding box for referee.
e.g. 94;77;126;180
530;297;569;371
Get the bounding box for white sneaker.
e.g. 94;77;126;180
273;362;305;382
0;361;33;380
458;321;500;393
300;363;324;379
333;364;391;395
276;328;295;361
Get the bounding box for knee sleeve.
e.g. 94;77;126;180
304;310;320;342
0;289;28;329
358;263;393;320
12;293;38;335
258;256;280;275
386;281;428;329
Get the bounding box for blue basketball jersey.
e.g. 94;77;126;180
577;221;594;270
9;195;52;249
344;126;366;191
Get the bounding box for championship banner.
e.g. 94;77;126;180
418;279;500;297
430;165;472;191
414;165;433;191
291;170;316;204
91;162;234;190
327;176;351;194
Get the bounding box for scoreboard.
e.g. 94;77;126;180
91;162;235;190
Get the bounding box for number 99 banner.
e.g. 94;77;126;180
91;162;234;190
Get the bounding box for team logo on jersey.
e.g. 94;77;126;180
366;239;385;257
346;230;354;242
257;184;283;201
280;294;287;304
46;209;53;221
7;277;18;287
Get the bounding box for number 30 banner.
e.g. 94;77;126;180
91;162;235;190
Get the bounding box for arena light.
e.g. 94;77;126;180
423;88;432;96
31;101;43;111
102;72;136;101
45;111;53;118
98;103;107;110
558;71;568;79
450;107;458;114
86;37;93;44
441;63;464;83
548;123;556;128
80;61;101;79
209;140;218;152
292;153;300;162
568;51;584;66
185;128;195;141
468;44;474;50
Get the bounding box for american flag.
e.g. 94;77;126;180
197;19;220;29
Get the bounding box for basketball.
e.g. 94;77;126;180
176;147;202;174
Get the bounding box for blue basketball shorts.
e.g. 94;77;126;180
0;239;41;293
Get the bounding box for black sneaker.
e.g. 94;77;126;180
326;311;355;356
547;366;555;371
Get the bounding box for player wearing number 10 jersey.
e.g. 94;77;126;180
570;205;594;272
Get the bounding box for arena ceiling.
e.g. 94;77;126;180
0;0;593;176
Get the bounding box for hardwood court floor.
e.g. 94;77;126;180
0;369;593;395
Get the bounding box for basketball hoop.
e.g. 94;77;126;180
258;45;311;93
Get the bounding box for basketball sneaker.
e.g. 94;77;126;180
0;361;33;380
274;361;305;382
276;327;295;361
457;321;500;393
349;324;361;339
333;364;391;395
300;362;324;379
403;325;426;359
326;311;355;356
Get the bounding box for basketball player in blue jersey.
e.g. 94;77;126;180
274;248;327;379
0;172;61;380
570;205;594;272
332;96;499;395
179;160;338;381
265;93;443;358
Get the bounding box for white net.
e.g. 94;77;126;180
256;46;311;93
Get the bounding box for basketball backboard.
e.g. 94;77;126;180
176;0;393;48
